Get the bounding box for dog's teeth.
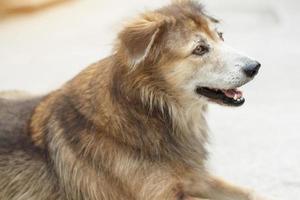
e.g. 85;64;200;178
236;97;244;102
234;94;238;100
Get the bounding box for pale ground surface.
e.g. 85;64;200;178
0;0;299;199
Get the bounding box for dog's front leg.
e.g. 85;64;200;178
186;175;268;200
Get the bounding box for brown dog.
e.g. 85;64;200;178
0;1;266;200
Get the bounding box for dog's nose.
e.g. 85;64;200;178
243;61;261;78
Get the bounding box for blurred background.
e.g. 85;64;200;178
0;0;299;199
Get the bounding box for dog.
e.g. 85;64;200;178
0;1;265;199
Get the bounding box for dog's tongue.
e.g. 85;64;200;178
222;89;243;100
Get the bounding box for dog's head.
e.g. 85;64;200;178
116;0;260;108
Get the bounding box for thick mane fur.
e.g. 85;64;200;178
29;0;210;171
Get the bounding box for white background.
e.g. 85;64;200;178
0;0;299;199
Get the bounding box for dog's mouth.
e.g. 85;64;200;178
196;87;245;106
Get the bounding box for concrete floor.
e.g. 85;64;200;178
0;0;299;199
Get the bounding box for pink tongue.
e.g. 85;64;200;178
223;89;243;99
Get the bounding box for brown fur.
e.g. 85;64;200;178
0;1;265;200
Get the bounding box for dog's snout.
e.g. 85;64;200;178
243;61;261;78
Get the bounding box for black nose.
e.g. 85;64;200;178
243;61;261;78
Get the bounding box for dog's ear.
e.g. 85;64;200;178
118;13;170;69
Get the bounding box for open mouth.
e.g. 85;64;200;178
196;87;245;106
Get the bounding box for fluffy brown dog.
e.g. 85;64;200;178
0;1;266;200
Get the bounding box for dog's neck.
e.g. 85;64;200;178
30;56;209;164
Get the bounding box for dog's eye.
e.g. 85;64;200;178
193;45;209;56
218;32;224;41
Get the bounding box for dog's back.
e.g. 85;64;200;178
0;94;40;141
0;95;63;200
